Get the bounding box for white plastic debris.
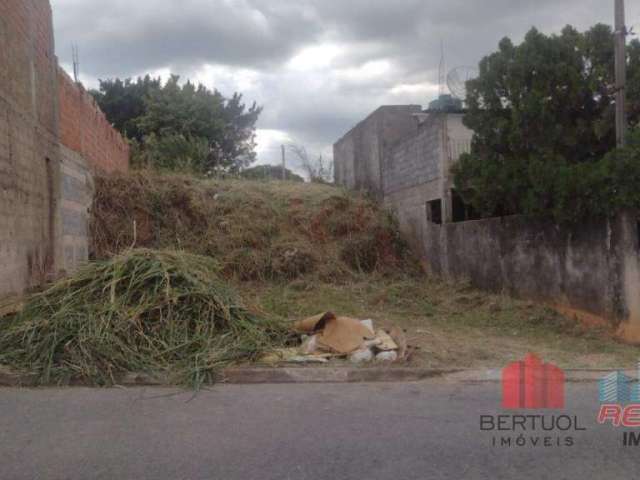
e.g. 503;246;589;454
287;356;329;364
360;319;374;331
349;348;374;364
375;351;399;363
300;334;319;355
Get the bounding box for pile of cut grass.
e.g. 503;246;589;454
0;249;288;387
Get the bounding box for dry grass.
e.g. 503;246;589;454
91;172;419;281
0;250;290;387
251;277;640;369
74;172;640;371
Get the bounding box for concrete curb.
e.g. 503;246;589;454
221;367;456;384
2;366;635;387
443;368;640;384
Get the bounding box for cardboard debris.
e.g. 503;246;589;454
294;312;376;354
388;326;408;360
375;330;398;351
291;312;407;363
293;312;334;334
316;316;375;354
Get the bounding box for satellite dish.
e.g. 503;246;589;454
447;66;479;101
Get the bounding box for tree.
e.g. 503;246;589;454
90;76;161;142
453;25;640;221
92;75;262;173
289;144;334;183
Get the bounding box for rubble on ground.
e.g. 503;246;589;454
260;312;409;365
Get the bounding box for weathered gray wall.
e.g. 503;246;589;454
59;145;93;274
381;113;472;249
334;104;640;334
424;213;640;333
334;105;421;197
382;114;442;251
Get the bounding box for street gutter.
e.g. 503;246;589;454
1;366;635;387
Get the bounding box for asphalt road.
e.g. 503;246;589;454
0;380;636;480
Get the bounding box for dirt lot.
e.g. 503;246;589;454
90;173;640;371
251;276;640;369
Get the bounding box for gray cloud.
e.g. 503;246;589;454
51;0;640;168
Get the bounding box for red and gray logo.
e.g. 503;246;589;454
502;353;565;409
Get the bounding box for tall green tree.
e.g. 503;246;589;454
454;25;640;221
90;76;161;142
91;75;261;173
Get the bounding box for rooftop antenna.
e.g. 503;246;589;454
72;44;80;83
438;40;446;98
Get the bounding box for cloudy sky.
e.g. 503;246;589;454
50;0;640;171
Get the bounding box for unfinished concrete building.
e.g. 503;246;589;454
334;102;640;336
334;104;473;250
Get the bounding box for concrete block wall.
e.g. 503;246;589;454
423;212;640;336
59;145;93;274
383;114;442;196
0;0;129;297
0;0;61;295
334;105;421;197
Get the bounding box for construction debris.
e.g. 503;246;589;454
375;351;399;362
388;326;409;361
374;330;398;351
349;348;374;364
291;312;405;364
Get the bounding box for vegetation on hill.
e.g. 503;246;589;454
454;24;640;223
90;172;417;281
240;164;304;182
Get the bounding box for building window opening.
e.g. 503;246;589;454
452;189;479;223
427;199;443;225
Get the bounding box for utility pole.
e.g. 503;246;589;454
72;44;80;83
281;145;286;181
615;0;627;147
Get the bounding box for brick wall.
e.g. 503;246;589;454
58;68;129;173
